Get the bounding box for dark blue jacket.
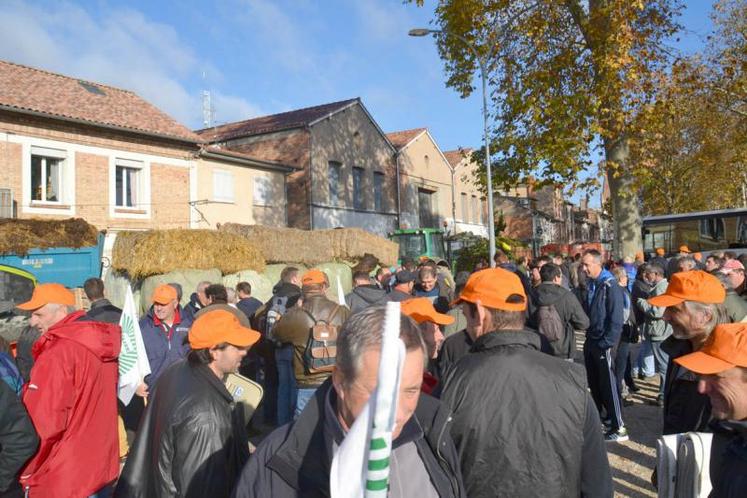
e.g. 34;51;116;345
584;269;624;349
140;307;192;390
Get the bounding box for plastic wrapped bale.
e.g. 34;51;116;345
222;270;274;305
140;268;222;315
112;229;265;280
103;270;141;311
314;262;353;305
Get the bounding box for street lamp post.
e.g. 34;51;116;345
409;28;496;267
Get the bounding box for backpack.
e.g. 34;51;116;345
264;295;291;345
536;304;565;344
302;305;342;375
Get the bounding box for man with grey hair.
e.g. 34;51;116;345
636;264;672;406
648;270;729;434
16;284;121;496
676;256;698;274
233;306;465;498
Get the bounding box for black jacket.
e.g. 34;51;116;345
86;298;122;324
345;285;387;315
0;380;38;493
14;326;40;383
437;330;473;386
115;360;249;498
441;330;612;498
232;379;465;498
531;282;590;358
661;336;712;435
709;419;747;498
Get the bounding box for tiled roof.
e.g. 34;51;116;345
385;128;426;150
443;148;472;167
0;60;200;143
196;98;360;142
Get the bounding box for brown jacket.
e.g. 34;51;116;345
272;293;350;387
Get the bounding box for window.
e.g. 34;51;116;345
472;195;478;224
213;169;234;203
30;147;66;203
480;198;487;225
352;167;364;210
328;161;342;206
374;172;384;211
254;176;272;206
461;193;468;222
699;218;725;240
115;159;143;208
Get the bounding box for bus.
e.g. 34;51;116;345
642;208;747;254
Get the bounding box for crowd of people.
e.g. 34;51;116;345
0;245;746;497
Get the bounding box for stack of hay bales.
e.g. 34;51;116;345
219;224;398;267
108;226;397;313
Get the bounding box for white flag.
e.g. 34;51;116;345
330;301;405;498
337;275;346;306
118;285;151;405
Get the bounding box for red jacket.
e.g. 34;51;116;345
20;311;121;498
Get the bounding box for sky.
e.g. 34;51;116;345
0;0;718;206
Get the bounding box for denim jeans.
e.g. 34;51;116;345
295;387;319;419
275;345;297;426
634;338;655;377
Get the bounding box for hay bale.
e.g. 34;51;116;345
112;229;265;279
314;262;354;304
103;270;141;311
222;270;274;304
140;268;222;315
0;218;98;255
219;224;398;267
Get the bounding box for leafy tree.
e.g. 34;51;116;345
409;0;682;257
634;0;747;214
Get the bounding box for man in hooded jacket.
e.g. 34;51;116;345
345;270;387;314
16;284;121;498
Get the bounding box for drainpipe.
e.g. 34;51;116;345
308;127;314;230
448;163;458;235
395;151;402;229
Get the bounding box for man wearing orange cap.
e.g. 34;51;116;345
671;323;747;497
648;270;729;435
401;297;453;394
273;269;350;418
116;309;260;498
139;283;193;395
16;283;121;497
441;268;612;498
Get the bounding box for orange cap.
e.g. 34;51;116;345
453;268;527;311
674;323;747;374
635;251;644;261
647;270;725;308
151;284;177;305
302;269;326;286
16;283;75;311
401;297;455;326
693;252;702;262
656;247;666;256
189;309;261;349
679;245;691;253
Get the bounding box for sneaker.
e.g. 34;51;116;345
605;427;629;443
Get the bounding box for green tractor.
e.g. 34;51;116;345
388;228;447;265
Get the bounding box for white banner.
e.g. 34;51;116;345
117;285;151;405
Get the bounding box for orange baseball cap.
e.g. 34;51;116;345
453;268;527;312
189;309;261;349
693;252;702;262
151;284;177;305
647;270;725;308
401;297;455;326
674;323;747;374
302;269;327;286
16;283;75;311
656;247;666;256
679;245;691;253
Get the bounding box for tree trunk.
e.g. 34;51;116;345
604;135;642;258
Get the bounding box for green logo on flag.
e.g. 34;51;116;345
119;312;138;376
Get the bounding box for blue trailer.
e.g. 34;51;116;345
0;233;104;288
